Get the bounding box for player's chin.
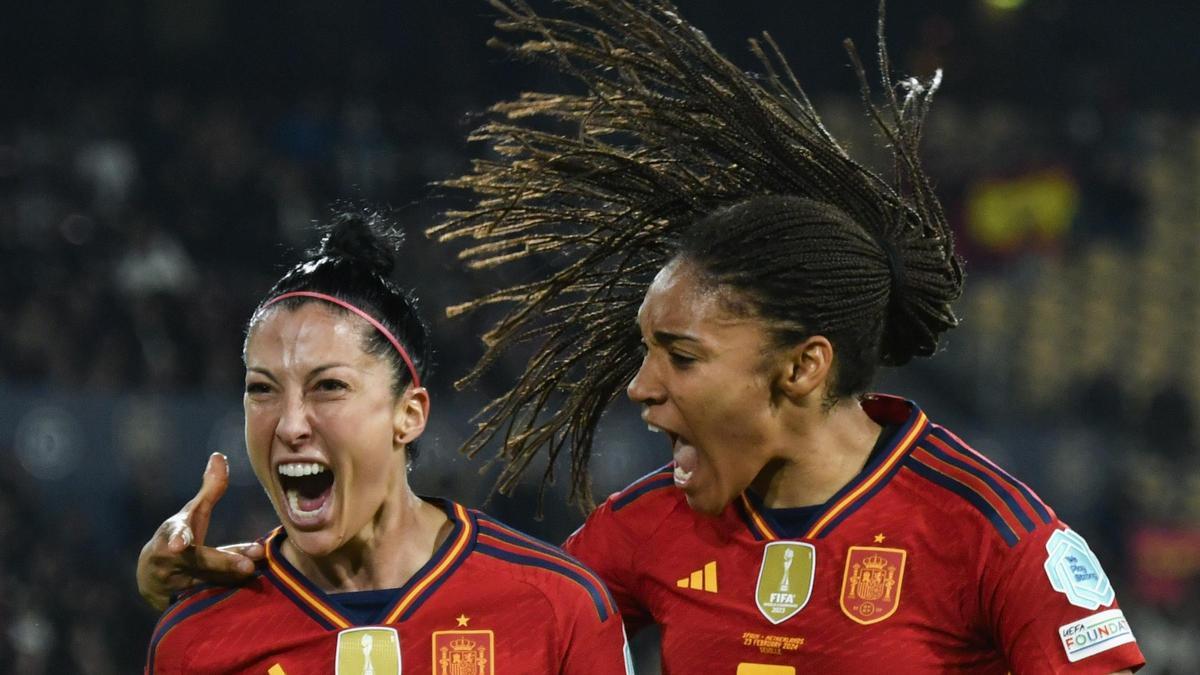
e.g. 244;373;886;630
681;487;731;516
285;526;345;559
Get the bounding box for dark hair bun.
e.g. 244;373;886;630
315;209;404;278
878;229;963;367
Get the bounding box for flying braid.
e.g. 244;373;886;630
431;0;963;510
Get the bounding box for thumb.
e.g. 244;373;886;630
188;452;230;546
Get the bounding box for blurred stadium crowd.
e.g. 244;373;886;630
2;0;1198;671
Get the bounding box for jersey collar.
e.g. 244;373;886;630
262;497;476;629
736;394;929;541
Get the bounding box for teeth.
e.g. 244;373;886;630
286;490;324;516
647;424;662;433
278;462;328;477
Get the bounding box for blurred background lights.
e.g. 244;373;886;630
14;406;81;481
984;0;1028;10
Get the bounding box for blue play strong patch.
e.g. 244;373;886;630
1043;528;1114;610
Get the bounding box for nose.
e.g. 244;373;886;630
626;354;666;406
275;391;312;446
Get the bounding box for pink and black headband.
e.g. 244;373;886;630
262;290;422;389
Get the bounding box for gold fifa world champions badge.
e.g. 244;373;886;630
755;541;816;624
839;546;907;624
334;627;401;675
432;629;494;675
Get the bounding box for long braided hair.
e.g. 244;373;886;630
432;0;964;509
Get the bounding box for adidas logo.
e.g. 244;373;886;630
676;561;718;593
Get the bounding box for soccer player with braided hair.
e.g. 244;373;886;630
137;0;1142;671
428;4;1142;669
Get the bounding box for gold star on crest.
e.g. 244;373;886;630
455;614;470;627
873;533;886;543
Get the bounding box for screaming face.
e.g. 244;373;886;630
628;260;789;515
243;302;420;557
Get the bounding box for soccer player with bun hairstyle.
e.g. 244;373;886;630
139;1;1143;672
141;210;630;673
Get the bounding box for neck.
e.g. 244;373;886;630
283;483;451;593
750;398;882;509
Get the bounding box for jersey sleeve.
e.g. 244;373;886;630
559;602;635;675
563;474;676;633
983;521;1145;674
145;585;229;674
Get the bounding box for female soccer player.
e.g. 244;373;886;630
141;210;630;673
139;0;1144;672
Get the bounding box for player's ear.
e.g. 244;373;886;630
776;335;832;403
393;386;429;447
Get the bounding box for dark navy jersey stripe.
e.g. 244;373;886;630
330;588;400;625
395;527;476;622
262;498;475;627
147;587;239;671
166;580;221;608
392;501;477;623
930;428;1053;525
476;516;564;558
813;453;910;538
734;498;769;541
262;569;341;630
904;457;1020;546
475;542;612;622
476;518;616;612
477;518;589;568
613;475;674;511
922;442;1037;534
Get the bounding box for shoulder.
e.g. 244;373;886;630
146;581;259;668
608;463;679;511
899;423;1056;548
563;464;688;564
471;511;619;625
591;463;686;531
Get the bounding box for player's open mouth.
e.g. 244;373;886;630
670;434;698;488
277;461;335;527
647;422;698;488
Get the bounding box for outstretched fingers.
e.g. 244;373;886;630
138;453;259;611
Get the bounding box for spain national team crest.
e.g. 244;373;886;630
839;546;907;625
335;627;401;675
755;541;816;624
432;629;495;675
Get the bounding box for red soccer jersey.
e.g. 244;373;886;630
565;395;1145;674
147;499;631;674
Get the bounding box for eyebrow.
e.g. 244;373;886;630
652;330;700;347
246;363;349;381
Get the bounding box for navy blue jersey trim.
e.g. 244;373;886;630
166;580;220;608
477;516;582;564
475;516;617;612
394;513;477;622
929;428;1053;525
903;457;1020;547
261;498;474;626
262;568;341;630
613;474;674;512
475;542;612;622
922;442;1037;534
813;452;910;538
330;588;400;625
734;497;768;541
147;587;239;671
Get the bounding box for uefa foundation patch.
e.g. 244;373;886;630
1043;528;1114;609
1058;609;1135;662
